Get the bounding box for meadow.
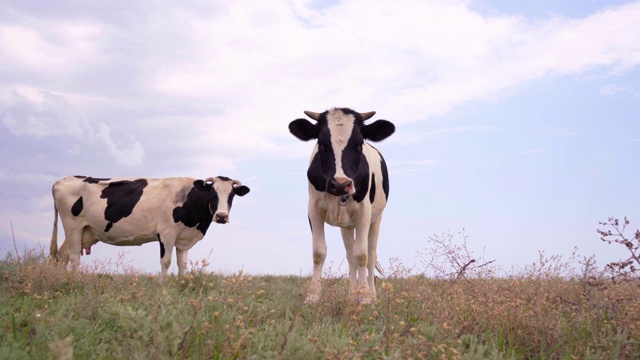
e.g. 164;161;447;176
1;240;639;360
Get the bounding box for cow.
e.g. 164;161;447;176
50;175;250;279
288;107;395;304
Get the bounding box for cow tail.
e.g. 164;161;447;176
50;204;59;261
375;261;385;277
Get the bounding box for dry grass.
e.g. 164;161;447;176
1;246;639;359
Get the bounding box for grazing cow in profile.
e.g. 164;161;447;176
289;108;395;304
50;175;250;279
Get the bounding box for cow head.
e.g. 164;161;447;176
202;176;250;224
289;108;395;197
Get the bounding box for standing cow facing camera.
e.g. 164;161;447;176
50;175;250;279
289;107;395;304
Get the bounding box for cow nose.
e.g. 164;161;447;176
214;213;228;224
328;178;352;195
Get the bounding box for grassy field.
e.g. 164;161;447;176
1;249;639;359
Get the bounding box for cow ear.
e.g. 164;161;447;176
362;120;395;142
289;119;319;141
234;185;250;196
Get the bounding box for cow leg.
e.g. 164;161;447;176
340;228;357;293
65;228;83;271
57;238;70;267
176;248;188;277
367;216;383;300
159;241;174;283
307;209;326;303
353;210;373;304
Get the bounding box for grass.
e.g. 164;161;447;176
1;248;639;359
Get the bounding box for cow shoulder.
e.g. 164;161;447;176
172;180;213;235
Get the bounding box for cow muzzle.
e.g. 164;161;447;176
327;177;354;196
214;213;229;224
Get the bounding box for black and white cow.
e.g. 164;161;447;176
50;175;250;278
289;108;395;304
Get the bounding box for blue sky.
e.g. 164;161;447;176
1;0;639;276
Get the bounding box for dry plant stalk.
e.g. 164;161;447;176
598;216;640;279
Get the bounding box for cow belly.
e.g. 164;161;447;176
90;226;157;246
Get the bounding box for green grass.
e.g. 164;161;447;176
1;249;639;359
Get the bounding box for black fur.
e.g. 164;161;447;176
100;179;148;232
173;182;214;235
71;196;83;216
157;234;165;259
74;175;111;184
369;174;376;204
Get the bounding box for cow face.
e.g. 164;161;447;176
203;176;250;224
289;108;395;197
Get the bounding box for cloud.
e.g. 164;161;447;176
1;90;144;167
522;148;545;154
2;0;639;161
599;84;627;95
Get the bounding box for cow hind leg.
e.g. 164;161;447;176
65;229;83;271
176;248;189;277
340;228;357;293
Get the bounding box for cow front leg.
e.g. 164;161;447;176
307;211;326;303
176;248;189;277
353;211;372;304
158;241;174;283
340;227;357;293
367;216;383;300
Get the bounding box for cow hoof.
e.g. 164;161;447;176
355;288;374;305
305;294;320;304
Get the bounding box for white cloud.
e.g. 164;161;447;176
599;84;627;95
2;0;639;161
522;148;545;154
1;90;144;167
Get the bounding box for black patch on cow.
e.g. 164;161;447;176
75;176;111;184
172;181;214;235
100;179;148;232
217;176;231;182
307;151;327;192
380;155;390;200
369;174;376;204
158;234;165;259
71;196;84;216
351;154;370;203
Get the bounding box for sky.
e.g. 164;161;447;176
1;0;639;277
